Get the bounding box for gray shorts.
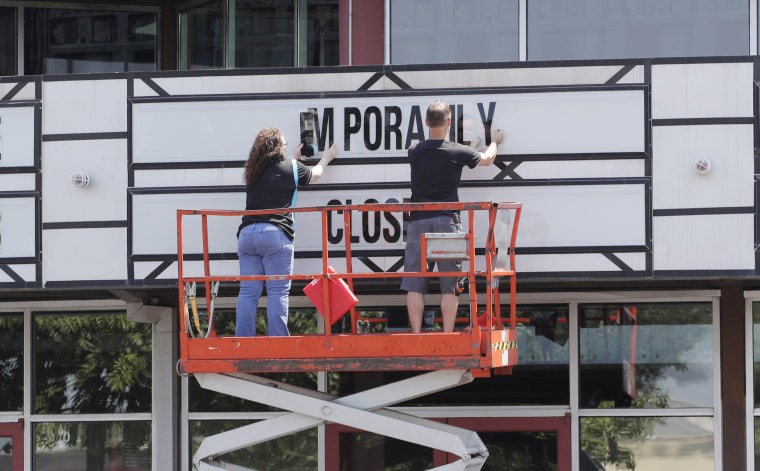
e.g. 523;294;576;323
400;215;462;294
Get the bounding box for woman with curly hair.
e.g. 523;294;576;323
236;127;336;337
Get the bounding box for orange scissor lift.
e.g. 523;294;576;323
177;201;522;471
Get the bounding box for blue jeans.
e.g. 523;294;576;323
236;223;294;337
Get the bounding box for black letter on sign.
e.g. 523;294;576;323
344;107;361;151
477;102;496;145
383;198;401;243
406;105;425;148
364;106;382;151
314;107;334;150
362;198;381;243
327;199;343;244
384;106;402;150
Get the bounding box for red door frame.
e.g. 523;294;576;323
0;419;24;471
325;415;570;471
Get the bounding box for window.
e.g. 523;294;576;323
527;0;749;61
34;420;151;471
579;303;713;409
751;300;760;468
33;312;152;414
580;416;714;470
0;313;23;412
336;305;569;407
179;0;224;70
188;308;320;413
390;0;519;65
23;8;157;74
190;420;316;471
179;0;339;70
579;301;716;470
0;7;16;76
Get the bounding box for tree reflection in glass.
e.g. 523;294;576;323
0;314;23;412
580;303;713;409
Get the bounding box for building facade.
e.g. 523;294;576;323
1;1;759;470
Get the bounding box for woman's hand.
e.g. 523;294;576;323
322;144;337;163
293;142;304;160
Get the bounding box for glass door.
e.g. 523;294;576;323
0;420;23;471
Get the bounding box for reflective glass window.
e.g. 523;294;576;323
189;309;320;412
390;0;519;65
754;417;760;468
339;305;569;406
33;312;152;414
190;420;316;471
34;421;151;471
581;416;713;470
753;302;760;466
0;313;23;412
300;0;339;66
337;431;433;471
0;436;10;469
528;0;749;61
0;7;16;76
24;8;157;74
179;1;224;70
752;302;760;408
477;431;558;470
233;0;295;68
580;303;713;409
180;0;338;70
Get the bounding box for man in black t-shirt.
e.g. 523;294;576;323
401;100;504;333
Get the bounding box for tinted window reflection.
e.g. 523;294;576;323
581;416;713;470
34;421;151;471
338;432;433;471
0;314;23;412
580;303;713;409
751;302;760;408
391;0;519;65
0;7;16;76
234;0;294;68
179;0;224;70
189;309;322;413
303;0;339;66
528;0;748;60
0;436;10;468
191;421;316;471
33;312;152;414
478;431;557;471
340;305;570;406
24;8;157;74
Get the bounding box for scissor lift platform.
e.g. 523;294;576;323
177;201;521;471
178;328;517;375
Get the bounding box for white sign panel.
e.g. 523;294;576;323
0;105;36;168
131;89;646;163
0;197;37;258
137;183;646;266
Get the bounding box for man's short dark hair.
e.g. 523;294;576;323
426;100;451;127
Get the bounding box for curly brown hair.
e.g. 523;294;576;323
244;128;287;185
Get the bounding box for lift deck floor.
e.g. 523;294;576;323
179;328;517;376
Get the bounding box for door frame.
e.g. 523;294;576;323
0;419;24;471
